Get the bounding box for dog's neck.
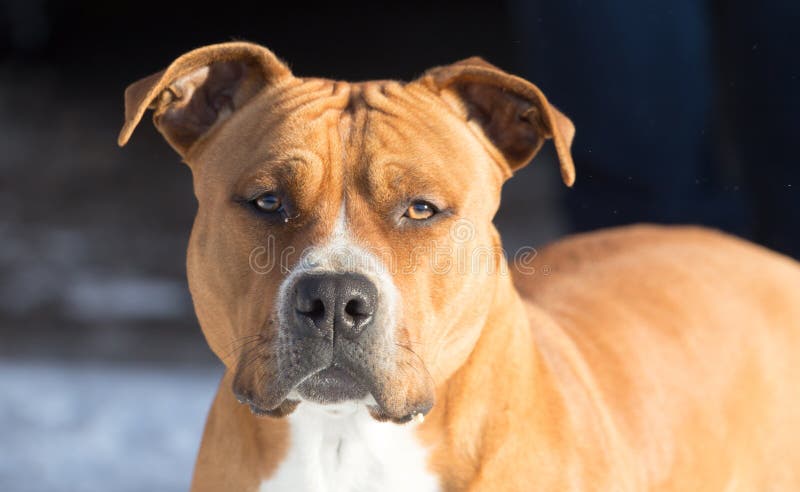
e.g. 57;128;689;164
416;268;576;487
423;266;637;489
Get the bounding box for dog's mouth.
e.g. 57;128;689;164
294;365;370;404
233;345;434;424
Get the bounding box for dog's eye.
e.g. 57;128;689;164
253;193;282;213
404;201;437;221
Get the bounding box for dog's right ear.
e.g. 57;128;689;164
118;42;292;156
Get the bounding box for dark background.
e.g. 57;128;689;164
0;1;797;490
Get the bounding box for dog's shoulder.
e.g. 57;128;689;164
514;225;800;487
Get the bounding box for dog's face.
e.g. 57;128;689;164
119;43;574;423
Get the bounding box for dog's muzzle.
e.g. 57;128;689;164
289;272;378;403
234;264;432;423
245;271;385;408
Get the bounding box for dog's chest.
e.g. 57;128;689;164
258;404;440;492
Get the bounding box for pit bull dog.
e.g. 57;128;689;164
118;42;800;491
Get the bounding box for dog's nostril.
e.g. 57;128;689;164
345;298;368;318
297;298;325;319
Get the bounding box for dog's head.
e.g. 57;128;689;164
119;42;574;423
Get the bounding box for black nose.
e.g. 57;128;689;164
292;273;378;340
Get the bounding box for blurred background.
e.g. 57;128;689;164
0;0;797;490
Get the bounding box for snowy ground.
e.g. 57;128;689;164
0;360;221;492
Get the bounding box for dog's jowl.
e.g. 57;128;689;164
119;42;800;491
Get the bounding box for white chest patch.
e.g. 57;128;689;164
258;403;440;492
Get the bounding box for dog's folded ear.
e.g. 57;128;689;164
419;57;576;186
117;42;292;156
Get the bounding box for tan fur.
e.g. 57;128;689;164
119;42;800;491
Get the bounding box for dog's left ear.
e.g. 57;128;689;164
419;57;575;186
118;42;292;157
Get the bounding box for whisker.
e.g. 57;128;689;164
221;334;265;361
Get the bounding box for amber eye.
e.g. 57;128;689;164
404;201;437;221
253;193;282;213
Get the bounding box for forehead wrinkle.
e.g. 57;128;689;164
390;86;492;174
361;85;458;161
214;82;348;166
359;120;479;213
339;86;371;200
269;78;349;116
388;86;499;195
361;81;407;116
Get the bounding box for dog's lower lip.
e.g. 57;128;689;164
296;365;369;403
249;399;301;418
